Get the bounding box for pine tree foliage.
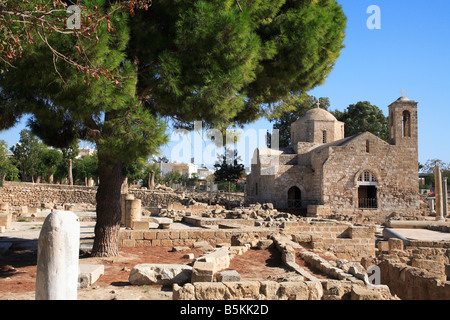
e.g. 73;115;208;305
0;0;347;256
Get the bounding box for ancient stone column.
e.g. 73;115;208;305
35;211;80;300
430;198;435;214
0;202;9;213
435;166;445;221
125;199;142;229
120;193;135;226
443;177;448;218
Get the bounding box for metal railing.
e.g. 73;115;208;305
359;198;378;209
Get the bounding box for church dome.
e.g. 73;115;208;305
301;108;337;122
397;96;410;102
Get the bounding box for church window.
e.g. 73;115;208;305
366;140;370;153
322;131;327;143
358;171;378;184
402;110;411;137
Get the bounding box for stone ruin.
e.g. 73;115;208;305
115;188;450;300
1;181;449;300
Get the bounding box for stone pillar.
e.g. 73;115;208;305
430;198;435;214
0;202;9;213
125;199;141;229
435;166;445;221
120;193;135;226
35;211;80;300
443;177;448;218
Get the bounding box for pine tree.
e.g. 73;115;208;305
333;101;389;142
0;0;347;256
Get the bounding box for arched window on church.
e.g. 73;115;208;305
366;140;370;153
402;110;411;137
322;130;327;144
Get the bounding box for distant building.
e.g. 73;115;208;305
161;162;198;178
77;148;95;159
197;167;215;180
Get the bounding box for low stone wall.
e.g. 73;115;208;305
173;279;395;300
120;218;376;263
173;280;324;300
0;181;185;209
182;216;255;228
379;257;450;300
0;182;97;207
118;227;277;248
285;221;376;261
129;189;185;207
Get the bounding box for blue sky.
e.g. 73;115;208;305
1;0;449;167
161;0;450;167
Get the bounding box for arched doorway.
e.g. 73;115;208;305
357;171;378;209
288;186;302;208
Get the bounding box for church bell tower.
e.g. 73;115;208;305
388;93;418;148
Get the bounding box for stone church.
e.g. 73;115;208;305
245;96;419;221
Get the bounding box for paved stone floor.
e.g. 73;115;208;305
386;227;450;242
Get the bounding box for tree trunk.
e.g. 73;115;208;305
91;154;123;257
148;170;155;189
68;159;73;186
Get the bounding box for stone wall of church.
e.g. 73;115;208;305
317;133;419;223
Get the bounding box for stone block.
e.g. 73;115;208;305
322;280;347;299
291;233;312;243
193;241;210;248
223;281;260;299
388;238;404;253
128;263;192;286
350;285;381;300
349;225;375;239
191;261;215;283
183;253;195;259
259;281;280;300
278;282;310;300
0;203;9;212
132;221;150;230
412;258;444;274
172;246;189;252
307;205;331;216
306;281;323;300
0;213;12;229
377;241;389;252
229;246;248;256
143;231;156;240
194;282;227;300
18;206;28;215
257;239;274;250
216;270;241;282
121;239;135;247
78;264;104;289
197;247;230;271
173;283;195;300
